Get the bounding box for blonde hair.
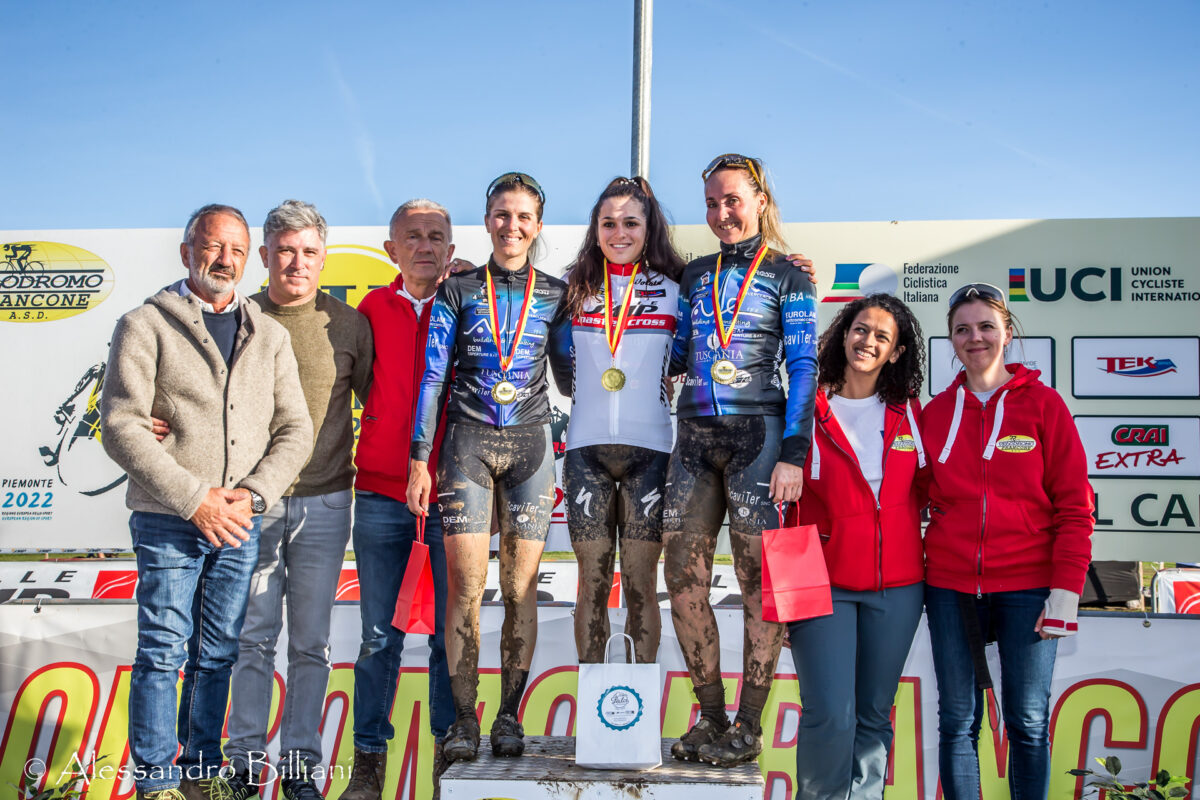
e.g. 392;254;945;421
708;159;788;253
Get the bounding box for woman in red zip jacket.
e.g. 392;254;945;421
790;293;927;800
920;283;1093;800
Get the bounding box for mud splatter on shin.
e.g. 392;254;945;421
573;537;616;662
619;538;662;663
730;530;784;687
664;528;720;685
498;535;543;675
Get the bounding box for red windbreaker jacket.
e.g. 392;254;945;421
798;391;927;591
920;364;1093;595
354;275;446;501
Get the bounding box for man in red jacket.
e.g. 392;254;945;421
339;199;456;800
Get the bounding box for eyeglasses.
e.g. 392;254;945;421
948;282;1007;308
702;153;763;185
487;172;545;205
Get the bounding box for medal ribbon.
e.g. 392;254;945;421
603;259;641;359
485;264;537;373
713;244;768;349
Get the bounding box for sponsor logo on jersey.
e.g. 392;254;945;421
1098;356;1178;378
891;434;917;452
995;435;1037;453
637;289;665;298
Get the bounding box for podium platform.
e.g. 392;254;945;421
442;736;764;800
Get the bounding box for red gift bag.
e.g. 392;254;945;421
391;516;436;635
762;504;832;623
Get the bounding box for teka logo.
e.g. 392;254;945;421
1008;267;1122;302
1098;356;1179;378
1112;424;1169;446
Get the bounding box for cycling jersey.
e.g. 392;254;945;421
566;263;678;453
669;234;819;466
411;261;573;462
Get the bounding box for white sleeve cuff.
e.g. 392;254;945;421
1042;588;1081;637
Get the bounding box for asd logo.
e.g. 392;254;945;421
1098;356;1178;378
1008;267;1122;302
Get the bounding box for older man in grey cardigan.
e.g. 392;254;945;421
100;203;312;800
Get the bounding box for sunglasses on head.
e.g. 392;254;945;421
948;282;1007;309
702;153;763;185
487;172;545;205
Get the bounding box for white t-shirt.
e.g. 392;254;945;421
829;393;887;499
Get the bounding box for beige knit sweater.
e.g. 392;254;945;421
100;285;313;519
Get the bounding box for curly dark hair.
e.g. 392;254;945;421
817;293;925;404
565;177;686;319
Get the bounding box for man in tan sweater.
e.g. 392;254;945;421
100;204;313;800
219;200;373;800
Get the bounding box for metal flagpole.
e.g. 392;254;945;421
632;0;653;178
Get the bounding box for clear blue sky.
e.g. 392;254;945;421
2;1;1197;231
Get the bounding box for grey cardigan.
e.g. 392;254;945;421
100;285;313;519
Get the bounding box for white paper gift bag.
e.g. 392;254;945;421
575;633;662;770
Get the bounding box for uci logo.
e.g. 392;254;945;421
1008;267;1122;303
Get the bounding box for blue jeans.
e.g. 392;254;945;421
789;583;924;800
351;491;453;749
925;585;1058;800
128;510;261;791
225;489;353;777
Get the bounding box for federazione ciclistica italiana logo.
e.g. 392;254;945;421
1;242;114;322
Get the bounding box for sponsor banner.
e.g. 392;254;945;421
1075;416;1200;479
3;217;1199;561
927;336;1055;394
0;604;1197;800
1072;336;1200;398
0;560;747;608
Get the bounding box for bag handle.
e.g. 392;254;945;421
416;514;425;545
603;633;636;664
775;502;798;528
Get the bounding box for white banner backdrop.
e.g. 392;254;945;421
0;605;1196;800
2;217;1199;559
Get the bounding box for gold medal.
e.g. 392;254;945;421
601;366;626;391
485;265;536;408
492;380;518;405
711;359;737;385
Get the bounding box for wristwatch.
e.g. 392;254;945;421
248;490;266;515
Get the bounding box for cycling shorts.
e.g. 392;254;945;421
663;415;782;537
436;423;556;540
563;444;670;543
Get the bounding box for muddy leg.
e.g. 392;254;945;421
663;528;719;685
444;532;490;716
618;537;662;663
729;529;784;730
497;534;545;692
572;536;616;663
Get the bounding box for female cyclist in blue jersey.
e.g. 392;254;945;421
562;176;687;665
664;154;819;767
407;173;572;763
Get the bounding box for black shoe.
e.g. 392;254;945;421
696;720;763;767
670;716;730;762
222;770;258;800
281;777;324;800
442;717;480;763
489;713;525;757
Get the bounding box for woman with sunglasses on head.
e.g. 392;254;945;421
789;294;927;800
408;172;573;763
920;283;1092;800
562;176;687;666
664;153;819;767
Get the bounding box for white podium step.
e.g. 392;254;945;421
442;736;763;800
